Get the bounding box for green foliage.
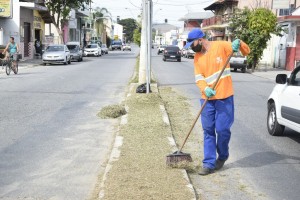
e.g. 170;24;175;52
230;8;283;69
118;18;138;43
133;28;141;46
106;36;112;48
45;0;89;29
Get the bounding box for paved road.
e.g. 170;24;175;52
0;48;138;199
152;50;300;200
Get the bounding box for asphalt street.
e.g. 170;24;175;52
0;48;138;199
152;50;300;200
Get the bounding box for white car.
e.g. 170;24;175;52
42;44;71;65
123;44;131;51
230;52;247;73
157;45;166;54
101;44;108;54
267;65;300;136
83;44;102;57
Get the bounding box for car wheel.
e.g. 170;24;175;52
64;57;67;65
68;58;71;64
43;63;46;66
241;68;246;73
233;68;237;72
163;57;166;61
267;102;285;136
177;59;181;62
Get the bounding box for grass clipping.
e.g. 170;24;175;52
101;88;194;200
98;104;126;119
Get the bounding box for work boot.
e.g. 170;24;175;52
215;159;226;170
198;168;214;176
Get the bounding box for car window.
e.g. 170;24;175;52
67;45;78;50
290;67;300;86
46;46;64;52
166;46;180;51
87;44;97;48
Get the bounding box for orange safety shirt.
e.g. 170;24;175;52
194;40;250;100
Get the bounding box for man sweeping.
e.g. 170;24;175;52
184;29;250;175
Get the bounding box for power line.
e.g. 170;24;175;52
154;0;213;6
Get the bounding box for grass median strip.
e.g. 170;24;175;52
101;87;194;200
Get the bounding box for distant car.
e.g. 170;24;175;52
267;65;300;136
185;47;195;58
101;44;108;54
230;52;247;73
123;44;131;51
111;41;122;51
181;48;187;57
162;46;181;62
42;44;71;65
157;45;166;55
66;42;83;62
83;44;102;57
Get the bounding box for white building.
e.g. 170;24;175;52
112;23;123;42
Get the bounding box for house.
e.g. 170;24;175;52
0;0;52;59
202;0;300;71
178;12;214;48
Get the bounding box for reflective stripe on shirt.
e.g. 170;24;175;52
195;68;231;84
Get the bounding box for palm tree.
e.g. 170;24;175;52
93;7;112;43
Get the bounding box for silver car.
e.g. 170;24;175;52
67;42;83;62
43;45;71;65
101;44;108;54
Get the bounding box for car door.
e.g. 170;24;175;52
279;66;300;129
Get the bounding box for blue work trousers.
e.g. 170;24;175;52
200;96;234;169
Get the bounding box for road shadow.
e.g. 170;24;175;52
226;151;300;169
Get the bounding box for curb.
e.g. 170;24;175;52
159;103;197;200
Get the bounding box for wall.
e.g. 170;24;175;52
0;0;20;44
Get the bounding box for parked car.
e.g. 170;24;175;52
157;45;166;55
66;42;83;62
162;46;181;62
42;44;71;65
267;65;300;136
230;52;247;73
123;44;131;51
101;44;108;54
181;47;187;57
185;47;195;58
83;44;102;57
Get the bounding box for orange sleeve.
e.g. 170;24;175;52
194;54;208;94
240;40;250;56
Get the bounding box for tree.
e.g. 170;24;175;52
45;0;89;43
93;7;111;40
230;7;283;71
133;27;141;46
118;18;138;43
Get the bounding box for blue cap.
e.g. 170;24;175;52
184;28;205;49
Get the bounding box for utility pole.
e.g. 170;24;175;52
139;0;152;94
139;0;147;85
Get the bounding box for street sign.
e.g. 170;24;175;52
272;0;290;9
0;0;12;18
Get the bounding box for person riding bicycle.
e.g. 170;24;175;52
3;36;19;68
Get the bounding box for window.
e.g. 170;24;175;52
279;9;290;16
290;67;300;86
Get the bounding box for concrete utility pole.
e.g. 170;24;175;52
139;0;147;85
139;0;153;94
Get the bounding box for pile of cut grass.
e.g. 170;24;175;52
98;104;126;119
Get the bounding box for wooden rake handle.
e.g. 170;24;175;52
179;51;234;152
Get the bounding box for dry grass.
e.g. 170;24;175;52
97;104;126;119
101;89;194;200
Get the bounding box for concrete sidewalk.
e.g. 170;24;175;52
248;68;290;81
18;58;43;68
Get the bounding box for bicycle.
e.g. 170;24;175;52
4;54;18;75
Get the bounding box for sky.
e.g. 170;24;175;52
92;0;215;27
